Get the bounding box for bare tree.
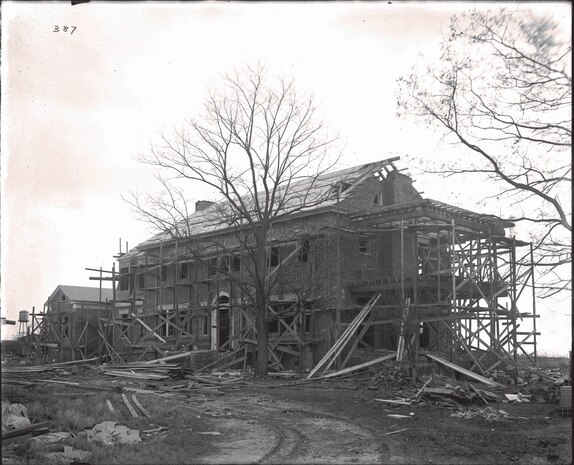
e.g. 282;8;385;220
128;65;338;376
397;8;571;297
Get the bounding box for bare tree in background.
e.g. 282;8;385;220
398;9;571;297
128;65;338;376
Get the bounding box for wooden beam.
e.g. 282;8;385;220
131;313;167;344
320;352;397;379
121;393;139;418
307;292;381;378
143;351;194;365
131;395;151;418
265;244;302;281
424;353;504;388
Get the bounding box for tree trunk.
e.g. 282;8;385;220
253;227;269;377
255;293;269;377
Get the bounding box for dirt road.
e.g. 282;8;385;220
162;382;571;464
171;391;387;463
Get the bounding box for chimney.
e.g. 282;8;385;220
382;171;422;206
195;200;215;212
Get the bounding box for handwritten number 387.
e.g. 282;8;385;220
53;26;77;34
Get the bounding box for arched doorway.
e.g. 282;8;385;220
211;295;231;350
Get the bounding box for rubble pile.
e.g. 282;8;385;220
369;367;411;389
450;407;511;421
2;402;31;431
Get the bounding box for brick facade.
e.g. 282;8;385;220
113;161;516;370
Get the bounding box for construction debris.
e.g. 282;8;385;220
28;432;72;445
78;421;141;445
424;353;504;388
373;374;502;409
2;402;31;431
1;421;52;441
450;407;511;421
387;414;413;419
102;362;187;380
505;393;531;403
381;427;409;437
45;446;91;463
122;393;140;418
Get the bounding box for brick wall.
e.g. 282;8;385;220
114;170;426;365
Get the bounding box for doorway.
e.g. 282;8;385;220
211;295;231;349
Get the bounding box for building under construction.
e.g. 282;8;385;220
30;158;540;378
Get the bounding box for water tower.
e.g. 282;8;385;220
18;310;29;338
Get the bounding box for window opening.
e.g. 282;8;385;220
208;257;217;276
267;247;279;268
299;240;310;263
231;255;241;272
119;267;130;291
180;262;188;280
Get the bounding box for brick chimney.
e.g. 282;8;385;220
382;171;422;206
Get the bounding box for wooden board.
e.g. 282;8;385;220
424;353;505;388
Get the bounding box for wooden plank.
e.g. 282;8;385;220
105;399;116;413
265;244;302;281
320;352;396;379
375;399;411;406
122;393;139;418
424;353;504;388
414;377;433;401
381;427;409;437
31;379;117;391
197;347;243;371
1;421;52;440
307;293;381;378
130;313;167;344
215;356;247;371
44;357;99;367
143;351;193;364
131;395;151;418
469;383;489;404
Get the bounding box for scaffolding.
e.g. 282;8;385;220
345;202;538;379
26;160;540;378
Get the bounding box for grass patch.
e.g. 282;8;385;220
2;386;216;464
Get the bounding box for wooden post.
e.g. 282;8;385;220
400;219;405;361
529;243;538;364
174;241;179;345
450;220;456;363
335;188;341;369
511;236;518;380
98;267;102;358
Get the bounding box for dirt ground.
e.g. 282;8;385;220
2;372;572;465
178;381;572;464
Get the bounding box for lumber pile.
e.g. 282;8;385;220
2;365;58;376
1;364;84;387
102;363;188;381
375;374;501;409
158;371;247;396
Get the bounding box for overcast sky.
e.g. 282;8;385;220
1;1;571;354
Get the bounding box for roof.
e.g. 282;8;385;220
350;199;513;231
135;157;401;250
127;157;513;253
49;285;115;303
